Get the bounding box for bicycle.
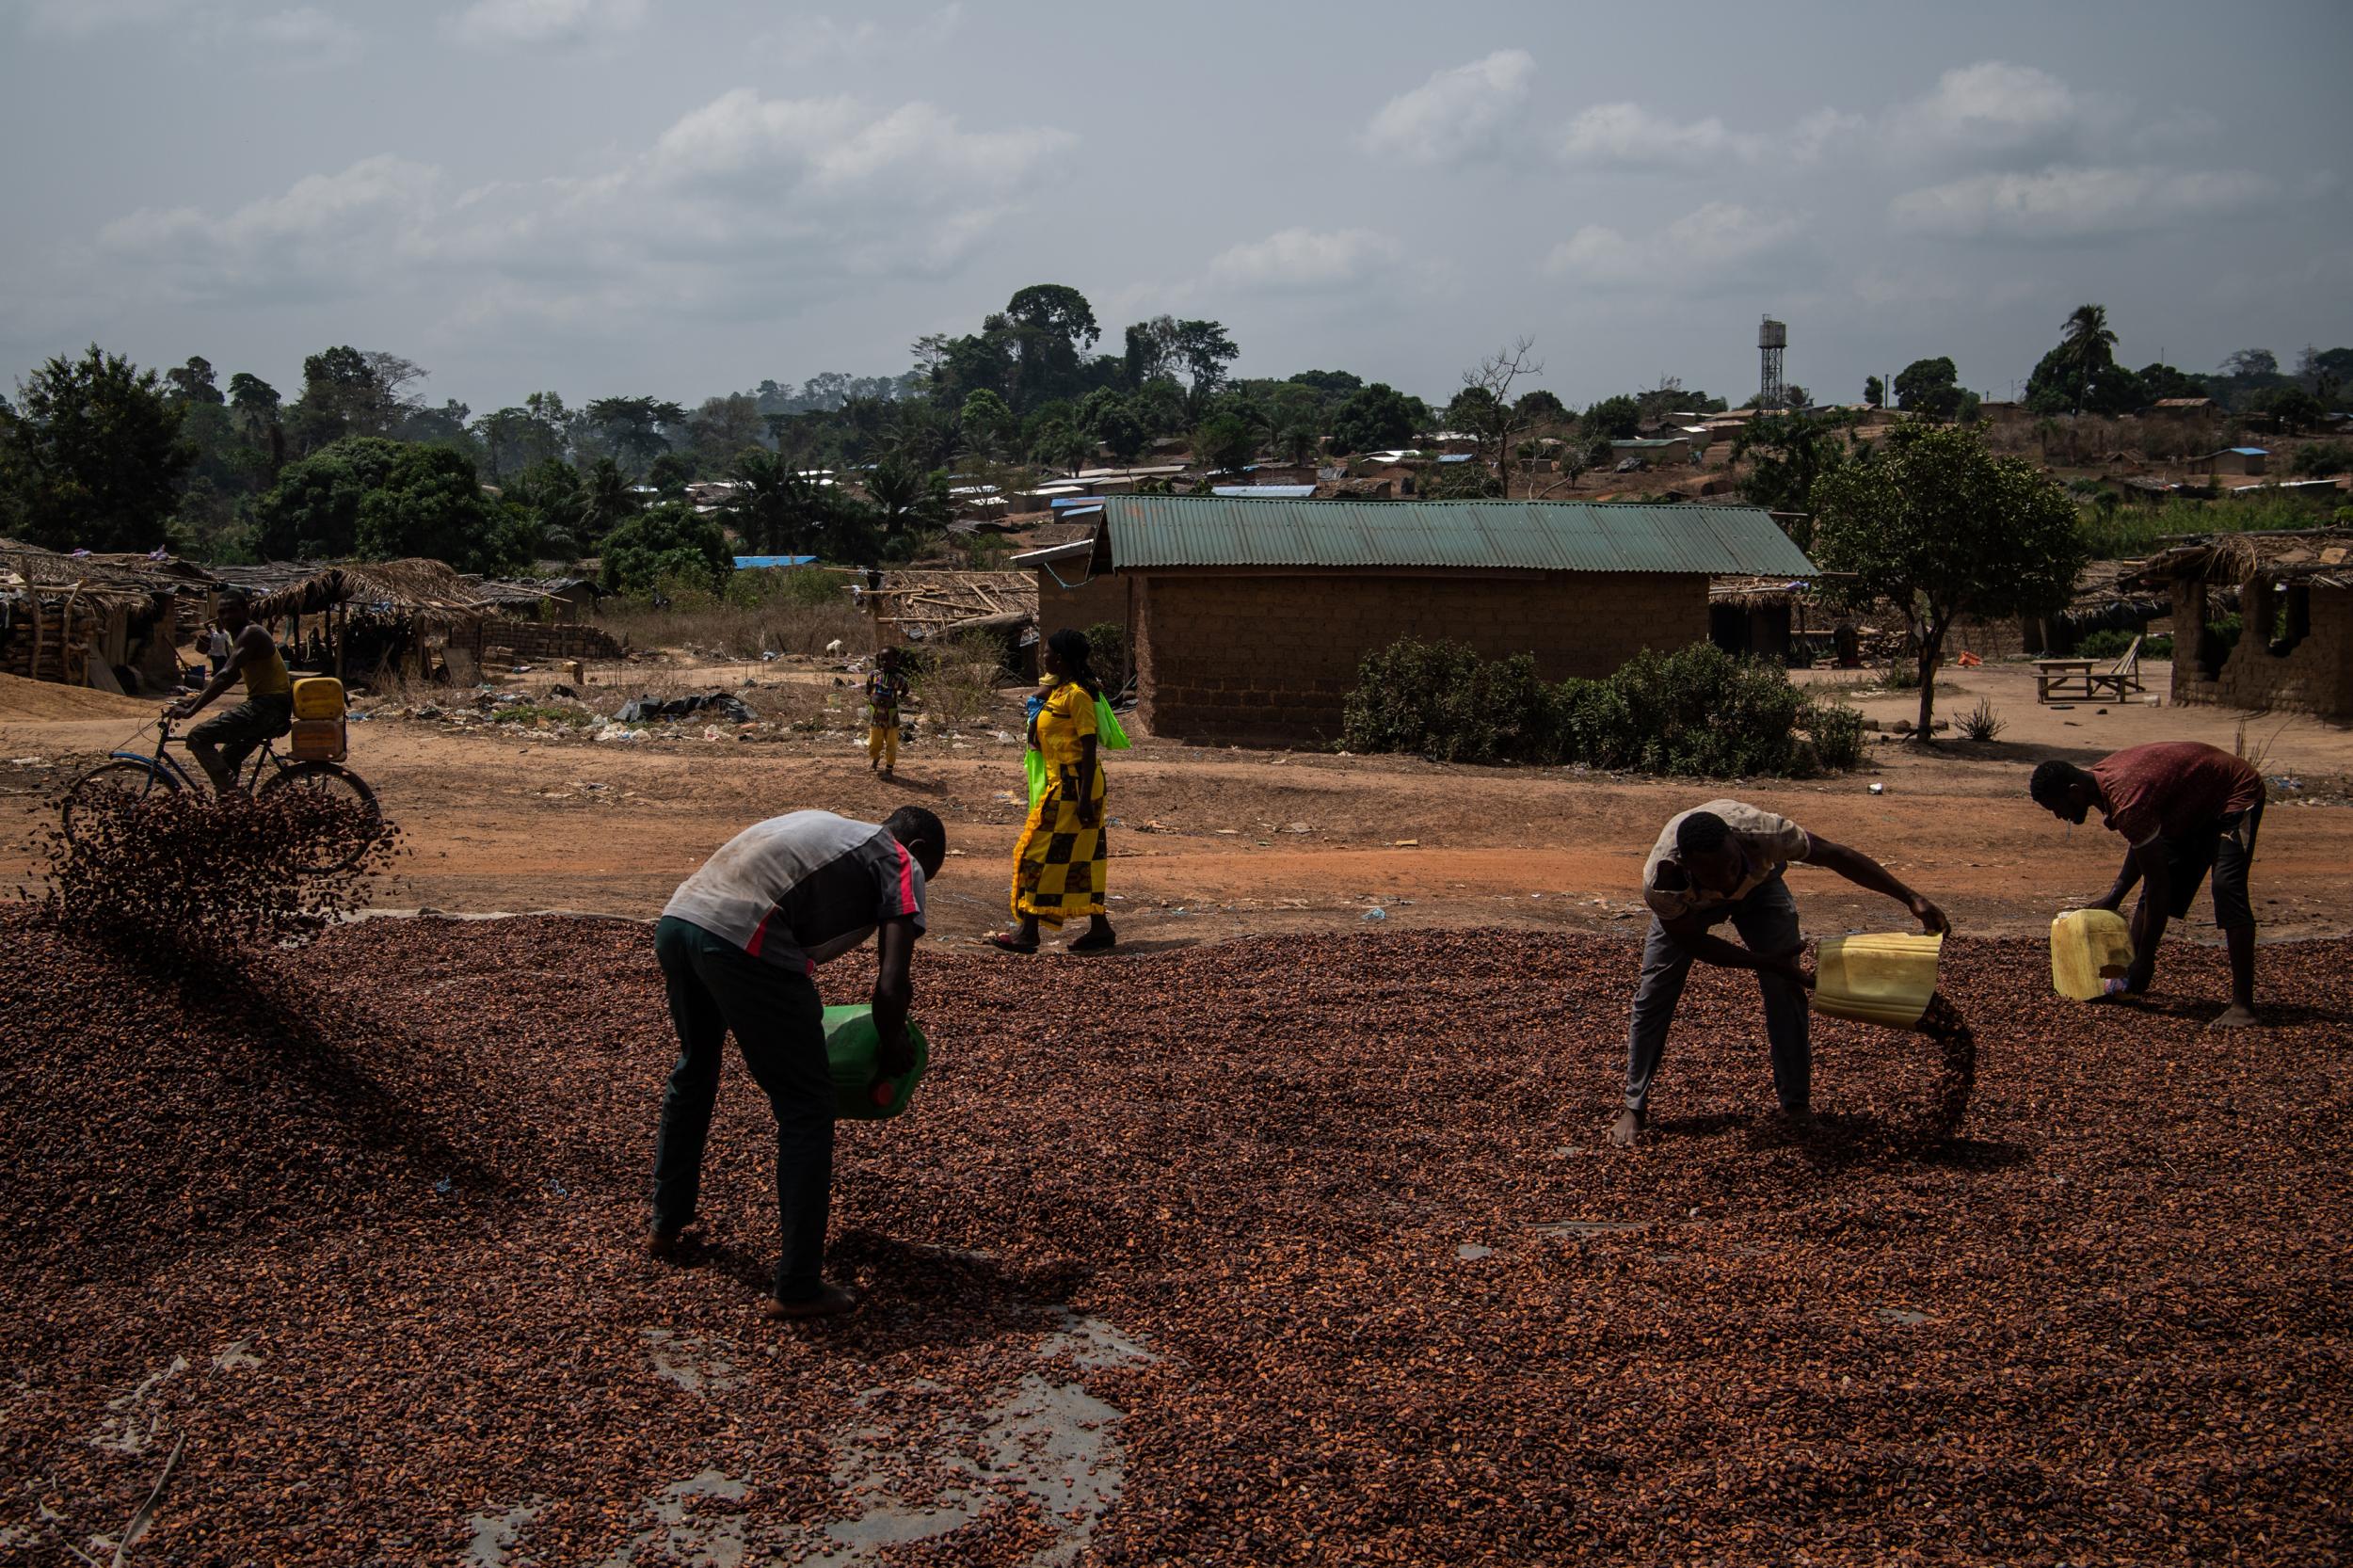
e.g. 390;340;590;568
61;717;383;874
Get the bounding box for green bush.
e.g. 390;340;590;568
2077;627;2173;660
2291;440;2353;478
1083;620;1127;678
1344;638;1858;777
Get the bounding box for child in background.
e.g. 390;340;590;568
866;648;908;779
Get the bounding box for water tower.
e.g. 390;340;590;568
1757;315;1787;408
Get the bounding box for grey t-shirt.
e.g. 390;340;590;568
1641;799;1811;921
663;810;926;970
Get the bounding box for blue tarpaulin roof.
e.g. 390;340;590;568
1211;485;1318;498
733;555;818;568
1048;496;1107;508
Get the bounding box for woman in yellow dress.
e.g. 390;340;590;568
990;629;1115;954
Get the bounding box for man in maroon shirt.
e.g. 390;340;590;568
2029;742;2265;1027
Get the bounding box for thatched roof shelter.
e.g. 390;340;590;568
210;558;488;624
2133;530;2353;590
0;537;206;615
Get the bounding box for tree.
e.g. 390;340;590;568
864;457;951;539
287;346;425;452
585;396;686;473
1093;400;1148;462
1453;336;1542;495
353;444;520;573
685;393;763;472
1514;388;1568;424
2220;348;2279;380
728;449;816;555
1192;412;1257;473
0;344;192;552
1730;410;1856;533
2137;362;2206;402
1003;284;1102;412
1173;319;1239;405
1811;423;2084;739
1581;394;1641;441
253;437;408;558
1893;358;1962;419
958;390;1016;458
1328;383;1417;455
1289;369;1362;396
2249;386;2326;431
580;456;643;541
1864;376;1885;408
598;502;733;595
165;356;225;405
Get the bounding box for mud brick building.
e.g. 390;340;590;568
1093;495;1817;744
2137;530;2353;718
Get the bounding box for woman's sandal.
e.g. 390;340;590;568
1066;929;1117;955
984;933;1039;954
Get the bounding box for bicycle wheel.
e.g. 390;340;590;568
60;759;179;843
257;761;383;874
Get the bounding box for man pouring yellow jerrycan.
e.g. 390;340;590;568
2030;742;2266;1029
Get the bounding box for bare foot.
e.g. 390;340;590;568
1609;1109;1642;1147
2209;1003;2262;1031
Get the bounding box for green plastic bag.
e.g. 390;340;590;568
1024;748;1049;810
1095;694;1131;750
822;1004;930;1120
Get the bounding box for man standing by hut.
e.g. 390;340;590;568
2028;744;2265;1028
1612;801;1951;1146
648;806;947;1319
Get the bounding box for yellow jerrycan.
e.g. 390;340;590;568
1813;932;1944;1029
2050;909;2134;1001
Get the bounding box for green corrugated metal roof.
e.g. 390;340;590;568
1104;496;1817;576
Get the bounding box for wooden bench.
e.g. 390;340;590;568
2036;634;2144;702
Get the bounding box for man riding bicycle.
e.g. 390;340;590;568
166;591;294;793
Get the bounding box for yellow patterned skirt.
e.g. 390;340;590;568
1011;762;1108;924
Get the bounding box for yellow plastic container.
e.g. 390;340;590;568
1813;932;1944;1029
291;677;346;721
288;717;346;762
2050;908;2134;1001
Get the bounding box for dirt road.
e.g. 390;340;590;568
6;659;2346;950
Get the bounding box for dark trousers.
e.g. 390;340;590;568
651;916;834;1300
187;693;293;791
1625;872;1810;1115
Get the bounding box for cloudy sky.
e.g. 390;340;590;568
3;0;2347;413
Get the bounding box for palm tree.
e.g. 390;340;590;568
579;456;641;544
2059;304;2119;412
864;457;951;538
729;450;815;556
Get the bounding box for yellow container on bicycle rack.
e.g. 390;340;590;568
1813;932;1944;1029
289;677;348;761
292;677;346;720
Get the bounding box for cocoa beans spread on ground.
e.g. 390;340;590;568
3;890;2343;1562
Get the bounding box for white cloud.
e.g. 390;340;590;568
88;88;1075;316
1359;49;1534;167
1903;61;2074;144
1545;201;1802;290
1558;103;1762;169
1890;165;2281;240
1205;227;1401;292
446;0;645;50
